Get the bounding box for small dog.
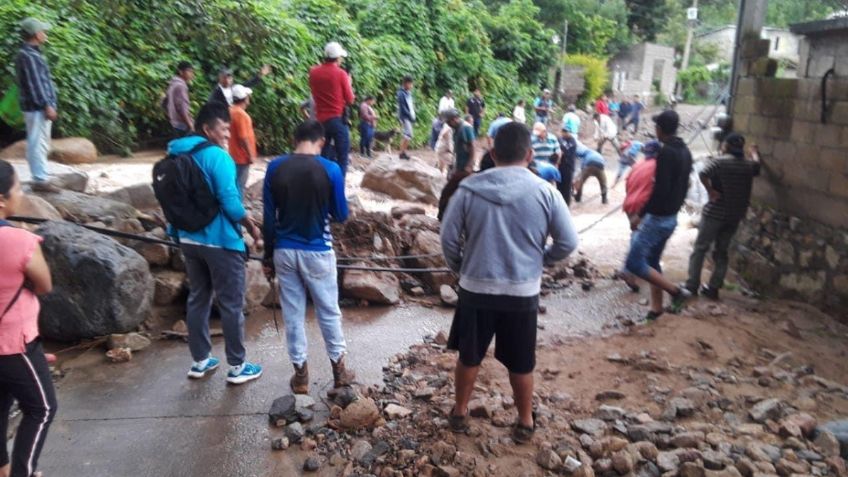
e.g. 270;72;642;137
373;129;398;154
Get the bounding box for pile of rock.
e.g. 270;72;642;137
272;333;848;477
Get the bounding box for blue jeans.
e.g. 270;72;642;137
182;244;247;366
321;117;350;177
23;111;52;182
359;123;374;155
534;114;549;126
274;248;347;366
625;214;678;279
472;116;482;137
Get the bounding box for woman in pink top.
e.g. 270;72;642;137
0;160;56;477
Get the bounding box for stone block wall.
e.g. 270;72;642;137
731;75;848;320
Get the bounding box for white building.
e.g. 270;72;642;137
696;25;801;65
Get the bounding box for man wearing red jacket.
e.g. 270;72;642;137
594;94;610;115
309;42;355;177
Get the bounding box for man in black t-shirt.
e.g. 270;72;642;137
466;89;486;137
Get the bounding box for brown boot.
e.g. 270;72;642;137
331;356;356;388
290;363;309;394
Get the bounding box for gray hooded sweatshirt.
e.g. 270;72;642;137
440;165;579;297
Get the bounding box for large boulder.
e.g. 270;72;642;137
360;157;446;205
15;195;62;222
105;183;159;210
48;137;98;164
342;266;401;305
36;221;154;341
245;260;273;312
7;157;89;192
34;189;139;222
406;230;456;291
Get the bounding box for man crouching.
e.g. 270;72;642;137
440;122;579;443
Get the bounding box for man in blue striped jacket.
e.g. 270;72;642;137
15;18;59;193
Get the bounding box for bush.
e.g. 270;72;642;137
564;54;609;108
0;0;555;153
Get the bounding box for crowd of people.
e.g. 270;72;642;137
1;17;766;476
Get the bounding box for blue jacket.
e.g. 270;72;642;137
397;88;415;122
167;136;247;252
16;44;57;112
576;141;606;169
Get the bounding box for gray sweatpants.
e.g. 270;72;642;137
181;243;247;366
686;216;740;292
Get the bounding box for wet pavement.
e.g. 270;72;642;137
34;140;701;476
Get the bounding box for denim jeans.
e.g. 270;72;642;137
23;111;52;183
686;216;739;291
182;244;247;366
625;213;678;279
359;123;374;155
321;117;350;176
274;248;347;366
534;114;549;126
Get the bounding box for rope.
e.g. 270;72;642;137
9;215;453;274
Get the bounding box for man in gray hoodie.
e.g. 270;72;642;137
440;122;578;443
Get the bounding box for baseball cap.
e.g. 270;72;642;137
443;108;461;120
218;67;234;77
20;18;50;36
324;42;348;59
652;110;680;135
723;132;746;156
232;84;253;101
567;104;576;112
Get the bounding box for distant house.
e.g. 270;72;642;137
696;25;801;66
609;43;677;99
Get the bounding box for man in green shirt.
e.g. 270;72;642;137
447;109;475;174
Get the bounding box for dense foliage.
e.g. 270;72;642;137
0;0;556;154
564;54;609;108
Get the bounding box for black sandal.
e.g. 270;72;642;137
448;407;470;434
511;411;536;444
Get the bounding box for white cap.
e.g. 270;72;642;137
324;42;348;59
232;84;253;101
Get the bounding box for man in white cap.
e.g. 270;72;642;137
15;17;59;192
209;64;272;106
309;42;355;177
228;85;257;197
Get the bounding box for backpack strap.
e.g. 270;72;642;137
188;139;215;156
0;220;26;323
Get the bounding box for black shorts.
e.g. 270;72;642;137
447;288;539;374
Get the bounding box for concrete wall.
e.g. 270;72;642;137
797;30;848;77
610;43;677;98
730;76;848;319
698;26;800;64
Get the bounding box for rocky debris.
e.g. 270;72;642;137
104;183;159;210
153;271;186;306
14;195;62;224
271;436;290;450
391;204;426;219
36;189;139;223
131;236;171;267
105;347;132;363
406;230;455;291
244;260;273;312
572;418;608;436
384;404;413;419
815;430;842;458
537;448;563;470
302;454;320;472
342;266;401;305
106;333;151;352
37;221;154;341
749;398;784;423
285;422;305;443
269;395;298;427
338;397;381;430
4;155;89;192
440;285;458;307
47;137;99;164
596;390;626;401
361;157;446;205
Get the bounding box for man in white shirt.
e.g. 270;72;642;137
438;90;455;114
593;112;625;160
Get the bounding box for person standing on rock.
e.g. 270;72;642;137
396;76;416;160
165;61;196;138
447;109;475;175
208;65;271;106
685;134;760;300
168;101;264;385
438;89;455;114
440;122;578;444
309;42;355;177
466;89;486;137
228;85;257;197
533;89;554;126
358;96;377;158
0;159;57;477
624;110;693;321
262;120;355;394
15;18;60;193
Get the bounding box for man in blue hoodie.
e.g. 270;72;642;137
441;122;578;444
396;76;415;160
573;140;609;204
168;101;263;385
262;120;355;394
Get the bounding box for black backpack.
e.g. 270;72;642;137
152;140;220;232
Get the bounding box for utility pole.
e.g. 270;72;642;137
681;0;699;71
561;20;569;59
555;20;569;103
